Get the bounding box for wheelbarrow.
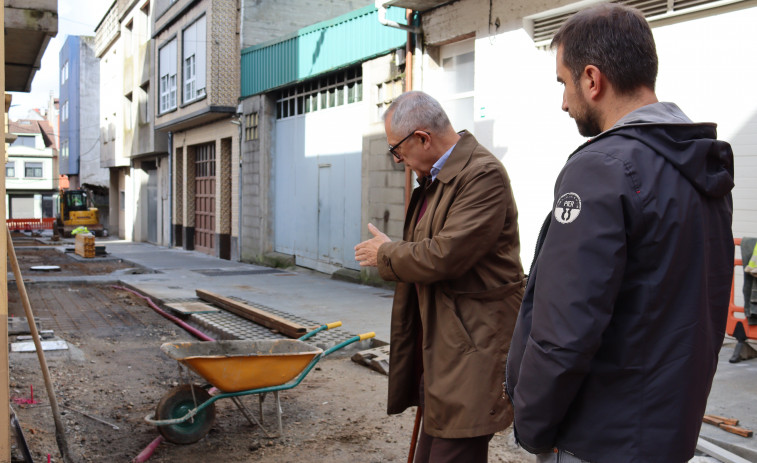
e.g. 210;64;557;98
144;322;375;444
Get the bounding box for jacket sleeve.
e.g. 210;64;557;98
377;163;510;284
513;150;635;453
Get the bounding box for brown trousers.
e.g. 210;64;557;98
413;374;493;463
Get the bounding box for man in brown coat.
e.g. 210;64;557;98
355;91;524;462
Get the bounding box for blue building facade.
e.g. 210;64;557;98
59;35;106;188
59;35;80;177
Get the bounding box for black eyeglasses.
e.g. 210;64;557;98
388;130;428;160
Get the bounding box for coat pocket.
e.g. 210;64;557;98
440;282;524;355
438;290;477;355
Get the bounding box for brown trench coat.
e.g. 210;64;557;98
377;131;524;439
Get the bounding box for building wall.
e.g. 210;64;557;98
78;36;107;188
361;53;406;239
415;0;757;268
98;39;127;169
239;94;274;263
123;0;168;158
240;0;373;49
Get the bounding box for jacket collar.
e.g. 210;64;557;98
435;130;476;184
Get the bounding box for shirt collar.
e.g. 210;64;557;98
430;143;456;182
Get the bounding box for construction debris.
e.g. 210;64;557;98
352;344;390;375
11;338;68;353
697;437;753;463
703;415;753;438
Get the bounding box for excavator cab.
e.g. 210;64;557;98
57;189;104;236
61;190;89;220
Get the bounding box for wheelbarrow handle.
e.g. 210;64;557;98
299;321;342;341
323;332;375;357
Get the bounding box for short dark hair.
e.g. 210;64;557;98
551;3;658;94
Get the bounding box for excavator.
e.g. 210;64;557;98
56;189;104;237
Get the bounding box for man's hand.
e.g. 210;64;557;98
354;223;391;267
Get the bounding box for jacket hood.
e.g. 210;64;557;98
589;102;734;198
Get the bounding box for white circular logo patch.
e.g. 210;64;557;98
555;192;582;224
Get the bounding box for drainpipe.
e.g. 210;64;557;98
168;132;173;247
235;109;243;262
404;9;415;211
377;2;421;211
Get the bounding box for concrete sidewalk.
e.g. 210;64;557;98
13;236;757;462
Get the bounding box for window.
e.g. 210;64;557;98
245;112;259;141
159;38;178;113
25;162;43;178
6;162;15;177
61;61;68;84
11;135;35;148
437;39;475;132
183;16;206;103
195;143;216;177
62;101;69;122
276;66;362;120
61;141;69;164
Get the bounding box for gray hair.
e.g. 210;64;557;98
383;91;452;135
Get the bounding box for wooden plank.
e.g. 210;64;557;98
704;414;740;426
195;289;308;338
1;5;11;459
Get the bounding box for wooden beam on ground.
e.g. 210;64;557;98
195;289;308;338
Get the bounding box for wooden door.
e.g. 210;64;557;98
194;143;215;254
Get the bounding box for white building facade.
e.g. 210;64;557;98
378;0;757;267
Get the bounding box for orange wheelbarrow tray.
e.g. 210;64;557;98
144;322;375;443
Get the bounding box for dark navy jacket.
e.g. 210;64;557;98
506;103;734;463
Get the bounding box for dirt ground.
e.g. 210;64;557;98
7;247;531;462
10;241;136;277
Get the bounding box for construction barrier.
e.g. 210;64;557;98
7;218;56;231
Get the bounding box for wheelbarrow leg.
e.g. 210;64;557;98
275;391;283;436
230;396;275;438
259;393;265;426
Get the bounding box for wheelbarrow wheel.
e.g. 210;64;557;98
155;384;216;444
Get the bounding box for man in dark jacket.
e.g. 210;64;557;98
505;4;734;463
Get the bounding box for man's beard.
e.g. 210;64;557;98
572;94;602;137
